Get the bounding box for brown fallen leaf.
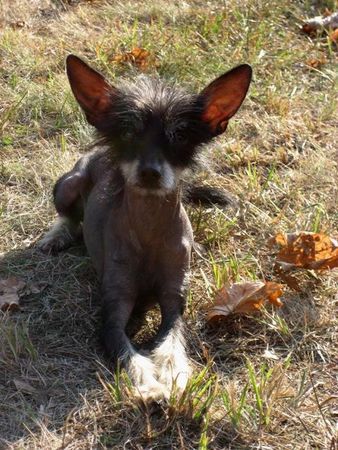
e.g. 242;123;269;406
112;47;154;70
0;277;26;311
302;12;338;35
13;378;38;395
207;281;283;323
330;28;338;42
272;232;338;271
273;264;301;291
306;56;326;69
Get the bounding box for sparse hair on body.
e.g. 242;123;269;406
39;55;252;401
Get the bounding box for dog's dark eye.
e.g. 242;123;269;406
174;131;188;146
123;131;133;141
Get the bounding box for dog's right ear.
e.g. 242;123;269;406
66;55;117;129
199;64;252;136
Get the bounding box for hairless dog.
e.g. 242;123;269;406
39;55;252;401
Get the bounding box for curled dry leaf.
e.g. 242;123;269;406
0;277;26;311
306;56;326;69
330;28;338;42
302;12;338;35
207;281;283;323
23;281;48;296
112;47;154;70
13;378;38;395
272;232;338;271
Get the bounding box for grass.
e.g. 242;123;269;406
0;0;337;448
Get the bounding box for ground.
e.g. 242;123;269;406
0;0;337;449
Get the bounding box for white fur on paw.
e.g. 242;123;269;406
127;353;170;402
153;327;191;395
133;379;170;402
38;234;67;252
37;217;75;253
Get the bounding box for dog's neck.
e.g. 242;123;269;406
122;185;182;246
123;185;181;220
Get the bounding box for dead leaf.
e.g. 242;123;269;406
272;232;338;271
302;12;338;35
330;29;338;42
0;277;26;291
24;282;48;295
112;47;154;70
274;263;301;291
14;378;38;395
207;281;283;323
0;277;26;311
302;23;318;36
306;56;326;69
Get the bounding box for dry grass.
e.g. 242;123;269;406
1;0;337;448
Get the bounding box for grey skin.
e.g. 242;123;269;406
39;55;252;400
39;147;193;400
54;148;192;355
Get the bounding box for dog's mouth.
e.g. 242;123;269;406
133;182;168;196
120;161;178;196
136;178;162;190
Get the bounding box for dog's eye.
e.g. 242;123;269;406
121;119;144;142
123;131;133;141
174;131;188;145
120;130;135;143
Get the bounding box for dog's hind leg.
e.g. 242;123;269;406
38;170;86;254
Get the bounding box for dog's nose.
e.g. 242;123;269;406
140;167;161;184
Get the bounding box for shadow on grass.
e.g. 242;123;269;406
0;244;103;445
0;246;253;449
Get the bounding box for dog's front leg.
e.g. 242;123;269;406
152;278;192;395
101;267;169;401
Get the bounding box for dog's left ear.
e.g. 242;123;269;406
199;64;252;135
66;55;117;129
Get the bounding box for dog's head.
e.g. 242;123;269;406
66;55;252;195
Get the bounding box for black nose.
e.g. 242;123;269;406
140;167;161;186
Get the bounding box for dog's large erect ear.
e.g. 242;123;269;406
66;55;116;128
199;64;252;135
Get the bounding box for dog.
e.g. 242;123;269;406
38;55;252;401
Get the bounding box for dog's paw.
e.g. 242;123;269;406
37;234;72;254
156;359;191;396
126;352;170;403
133;379;170;403
37;218;81;254
152;325;192;396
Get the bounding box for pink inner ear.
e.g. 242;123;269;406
202;90;246;130
202;105;225;131
200;64;252;134
66;55;115;126
79;90;111;113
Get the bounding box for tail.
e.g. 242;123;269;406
182;181;237;208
